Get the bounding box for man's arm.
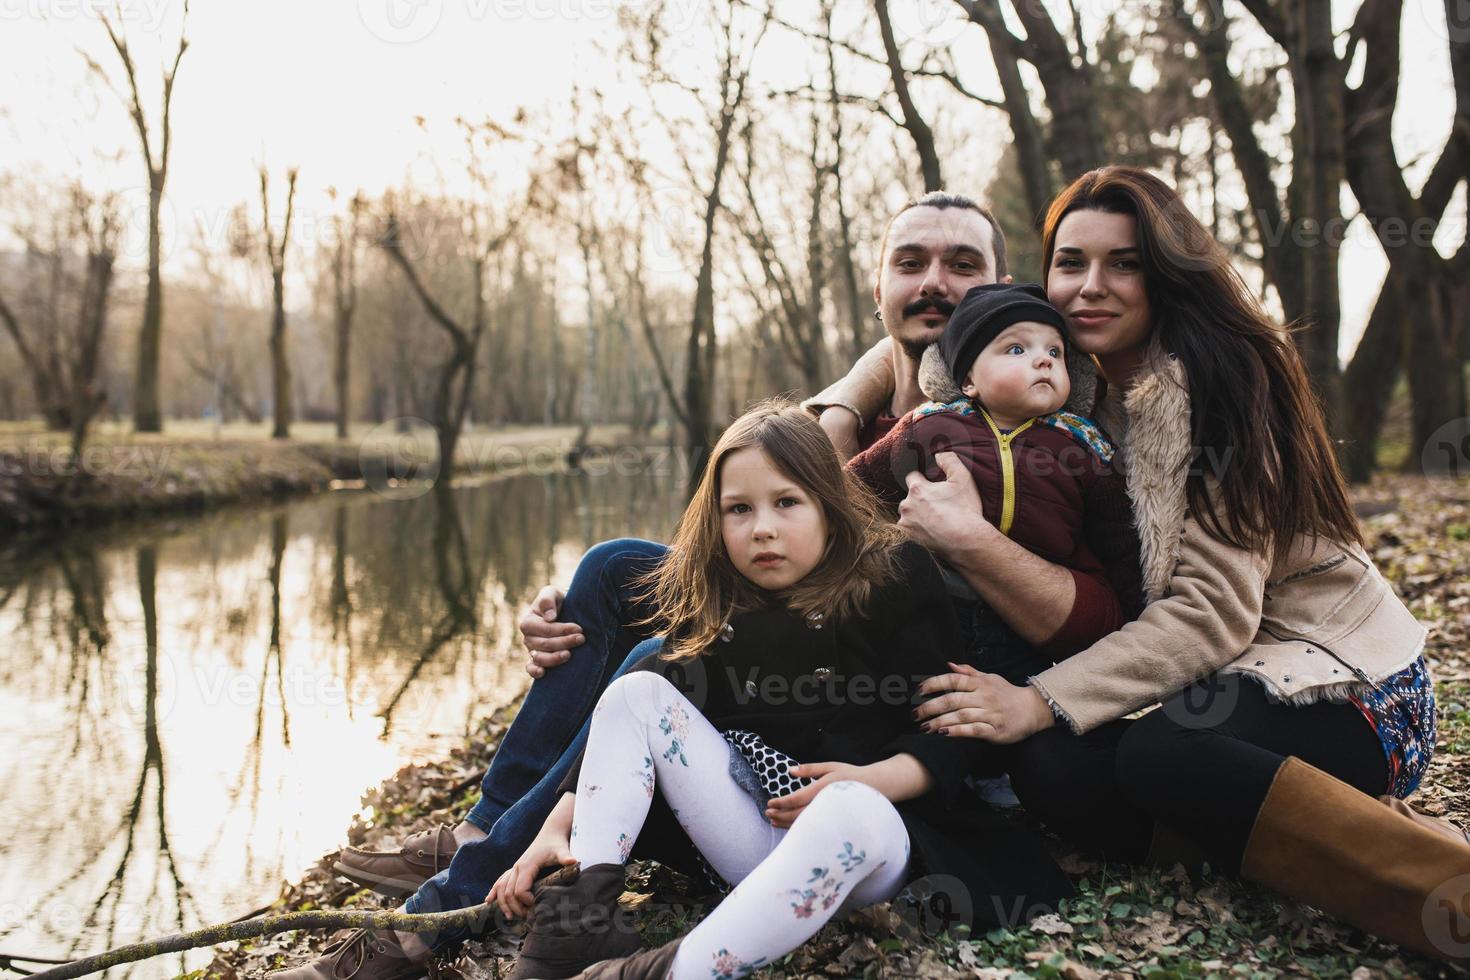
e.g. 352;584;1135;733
898;452;1116;648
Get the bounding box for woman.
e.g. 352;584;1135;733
811;166;1466;964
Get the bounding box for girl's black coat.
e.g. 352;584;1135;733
561;541;1074;931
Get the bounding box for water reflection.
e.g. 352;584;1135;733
0;469;684;978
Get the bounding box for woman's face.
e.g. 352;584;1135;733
1046;209;1153;360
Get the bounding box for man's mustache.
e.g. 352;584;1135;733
902;298;956;319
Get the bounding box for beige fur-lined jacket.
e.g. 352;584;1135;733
805;338;1429;735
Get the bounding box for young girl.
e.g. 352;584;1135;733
489;401;1072;980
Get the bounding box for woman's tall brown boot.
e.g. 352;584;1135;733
507;863;644;980
1240;757;1470;964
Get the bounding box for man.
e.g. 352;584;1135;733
268;191;1009;980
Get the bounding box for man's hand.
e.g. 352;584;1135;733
898;451;993;559
818;406;862;461
487;830;577;918
519;586;585;679
915;662;1057;743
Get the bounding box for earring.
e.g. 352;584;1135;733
872;309;883;321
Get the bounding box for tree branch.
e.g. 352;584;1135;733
27;904;495;980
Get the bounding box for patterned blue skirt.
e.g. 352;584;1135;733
1347;654;1436;799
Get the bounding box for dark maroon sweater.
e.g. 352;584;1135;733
846;400;1143;657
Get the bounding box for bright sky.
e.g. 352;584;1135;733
0;0;1461;361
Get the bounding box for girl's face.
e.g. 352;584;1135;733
1046;209;1153;361
718;446;829;591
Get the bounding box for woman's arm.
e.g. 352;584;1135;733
1029;508;1271;733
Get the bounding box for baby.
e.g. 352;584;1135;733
847;282;1143;661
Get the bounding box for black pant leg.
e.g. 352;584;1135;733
1114;674;1389;873
1004;719;1154;863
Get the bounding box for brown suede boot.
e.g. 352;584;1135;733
1241;757;1470;964
265;928;426;980
333;824;460;897
506;863;643;980
570;939;680;979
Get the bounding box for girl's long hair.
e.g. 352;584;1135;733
1041;166;1363;562
641;400;906;662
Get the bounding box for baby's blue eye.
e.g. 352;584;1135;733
1007;344;1025;355
1049;347;1062;358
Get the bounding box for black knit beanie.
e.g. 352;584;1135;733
938;283;1067;386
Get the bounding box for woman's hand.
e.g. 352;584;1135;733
765;755;931;827
898;452;995;561
488;829;577;918
915;663;1057;744
764;762;869;828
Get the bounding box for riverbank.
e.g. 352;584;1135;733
198;474;1469;979
0;420;634;532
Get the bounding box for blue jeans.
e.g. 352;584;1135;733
403;538;669;948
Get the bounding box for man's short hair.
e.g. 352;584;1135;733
878;191;1009;280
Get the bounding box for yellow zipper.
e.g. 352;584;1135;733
979;409;1034;536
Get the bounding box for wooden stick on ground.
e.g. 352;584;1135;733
24;904;497;980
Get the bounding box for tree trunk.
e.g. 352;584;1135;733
874;0;942;191
1293;0;1346;419
133;174;164;432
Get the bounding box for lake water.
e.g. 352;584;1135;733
0;470;685;978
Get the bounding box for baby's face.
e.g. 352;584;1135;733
962;321;1071;424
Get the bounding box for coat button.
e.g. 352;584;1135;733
805;612;825;630
1283;675;1292;683
813;667;833;681
1255;661;1265;667
720;624;735;643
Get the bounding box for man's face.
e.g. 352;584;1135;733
874;206;999;359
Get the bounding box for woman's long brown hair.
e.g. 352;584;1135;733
640;400;906;662
1041;166;1363;562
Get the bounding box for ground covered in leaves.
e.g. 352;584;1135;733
203;474;1470;980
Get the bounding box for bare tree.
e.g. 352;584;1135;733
253;166;300;439
0;183;121;464
377;126;531;480
80;0;191;433
621;1;771;463
329;190;365;439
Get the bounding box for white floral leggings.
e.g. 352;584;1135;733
571;671;911;980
